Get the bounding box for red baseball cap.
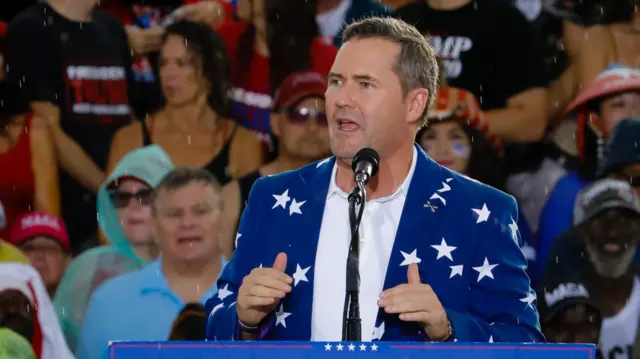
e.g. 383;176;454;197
8;212;70;251
272;71;328;111
566;67;640;115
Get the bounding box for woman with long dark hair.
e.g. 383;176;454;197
0;36;60;240
108;20;263;185
216;0;337;149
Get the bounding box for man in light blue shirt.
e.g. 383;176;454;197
76;168;228;359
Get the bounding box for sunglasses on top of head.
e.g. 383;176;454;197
109;188;153;209
286;107;328;127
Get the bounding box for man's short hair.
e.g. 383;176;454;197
342;17;439;127
152;168;221;213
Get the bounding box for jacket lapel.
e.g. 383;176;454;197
374;145;453;340
280;157;335;340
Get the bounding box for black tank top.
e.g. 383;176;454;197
142;119;237;186
237;170;262;214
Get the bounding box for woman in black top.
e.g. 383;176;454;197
107;20;263;187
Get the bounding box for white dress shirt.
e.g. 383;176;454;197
310;148;418;342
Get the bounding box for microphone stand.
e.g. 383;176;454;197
342;181;367;342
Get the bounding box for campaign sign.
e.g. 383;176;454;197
109;341;596;359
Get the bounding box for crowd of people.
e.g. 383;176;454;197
0;0;638;358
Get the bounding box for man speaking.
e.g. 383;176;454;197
206;17;543;343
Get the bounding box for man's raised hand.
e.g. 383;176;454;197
237;252;292;327
378;263;451;341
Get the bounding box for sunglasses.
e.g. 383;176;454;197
109;189;153;209
286;108;328;127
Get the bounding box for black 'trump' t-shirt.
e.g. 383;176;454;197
397;0;547;111
5;3;136;251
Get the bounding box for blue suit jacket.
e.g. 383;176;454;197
206;145;543;343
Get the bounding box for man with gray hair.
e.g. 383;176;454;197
206;16;542;343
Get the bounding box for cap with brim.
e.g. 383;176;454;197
573;178;640;226
541;296;600;323
8;212;70;251
581;199;640;224
272;71;328;112
565;67;640;115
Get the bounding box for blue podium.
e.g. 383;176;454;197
109;341;596;359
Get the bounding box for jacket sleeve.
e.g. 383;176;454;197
446;193;545;343
206;177;270;341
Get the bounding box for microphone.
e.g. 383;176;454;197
342;148;380;342
352;148;380;186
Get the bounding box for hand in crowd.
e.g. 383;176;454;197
378;263;450;341
126;26;165;56
237;252;292;327
176;1;226;29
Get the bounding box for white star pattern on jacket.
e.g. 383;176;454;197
289;198;306;215
472;203;491;223
438;181;452;193
520;291;536;309
430;192;447;206
431;238;456;261
509;218;519;242
275;304;291;328
428;178;454;206
272;189;291;209
399;249;422;266
293;264;311;286
372;321;385;340
217;284;233;300
473;257;498;282
204;149;545;344
449;265;464;278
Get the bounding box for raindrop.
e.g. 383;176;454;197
197;284;201;293
188;135;192;145
555;256;559;263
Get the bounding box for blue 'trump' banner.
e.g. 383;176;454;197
109;341;596;359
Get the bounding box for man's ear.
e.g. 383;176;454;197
270;113;283;137
405;88;429;126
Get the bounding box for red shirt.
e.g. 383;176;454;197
217;20;337;137
0;113;36;239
